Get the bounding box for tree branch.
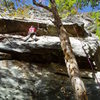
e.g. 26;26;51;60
32;0;52;12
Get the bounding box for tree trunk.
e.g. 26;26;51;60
33;0;88;99
50;0;88;100
59;26;88;100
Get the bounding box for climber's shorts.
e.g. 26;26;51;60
29;32;36;37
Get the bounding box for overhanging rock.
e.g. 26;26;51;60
0;17;87;37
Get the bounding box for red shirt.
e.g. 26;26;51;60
29;27;36;33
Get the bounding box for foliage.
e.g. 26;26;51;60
52;0;77;18
0;0;15;10
76;0;100;9
1;0;99;17
89;11;100;39
15;0;27;7
8;5;31;18
51;0;100;18
0;0;31;18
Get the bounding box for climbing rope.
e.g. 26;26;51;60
82;44;100;88
73;26;100;88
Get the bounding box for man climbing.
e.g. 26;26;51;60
24;25;38;42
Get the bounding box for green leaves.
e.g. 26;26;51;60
76;0;100;9
0;0;15;10
54;0;100;18
90;11;100;39
55;0;77;18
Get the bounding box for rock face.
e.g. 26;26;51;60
94;44;100;70
62;14;95;34
0;9;100;100
0;8;91;37
0;34;99;70
0;60;100;100
0;17;88;36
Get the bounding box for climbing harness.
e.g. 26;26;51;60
73;26;100;88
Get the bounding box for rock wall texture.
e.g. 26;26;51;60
0;34;99;70
0;8;91;37
0;8;100;100
0;60;100;100
0;17;88;37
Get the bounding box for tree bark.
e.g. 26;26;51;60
59;26;88;100
33;0;88;99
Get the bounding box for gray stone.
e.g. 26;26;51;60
0;13;89;37
0;8;100;100
0;7;97;37
0;34;100;69
0;35;98;56
0;60;100;100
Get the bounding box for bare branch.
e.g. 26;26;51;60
32;0;52;12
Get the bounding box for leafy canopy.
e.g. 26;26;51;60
90;12;100;39
0;0;15;9
55;0;77;17
76;0;100;9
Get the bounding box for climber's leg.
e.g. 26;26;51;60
24;32;33;42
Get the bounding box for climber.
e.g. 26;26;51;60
24;25;38;42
